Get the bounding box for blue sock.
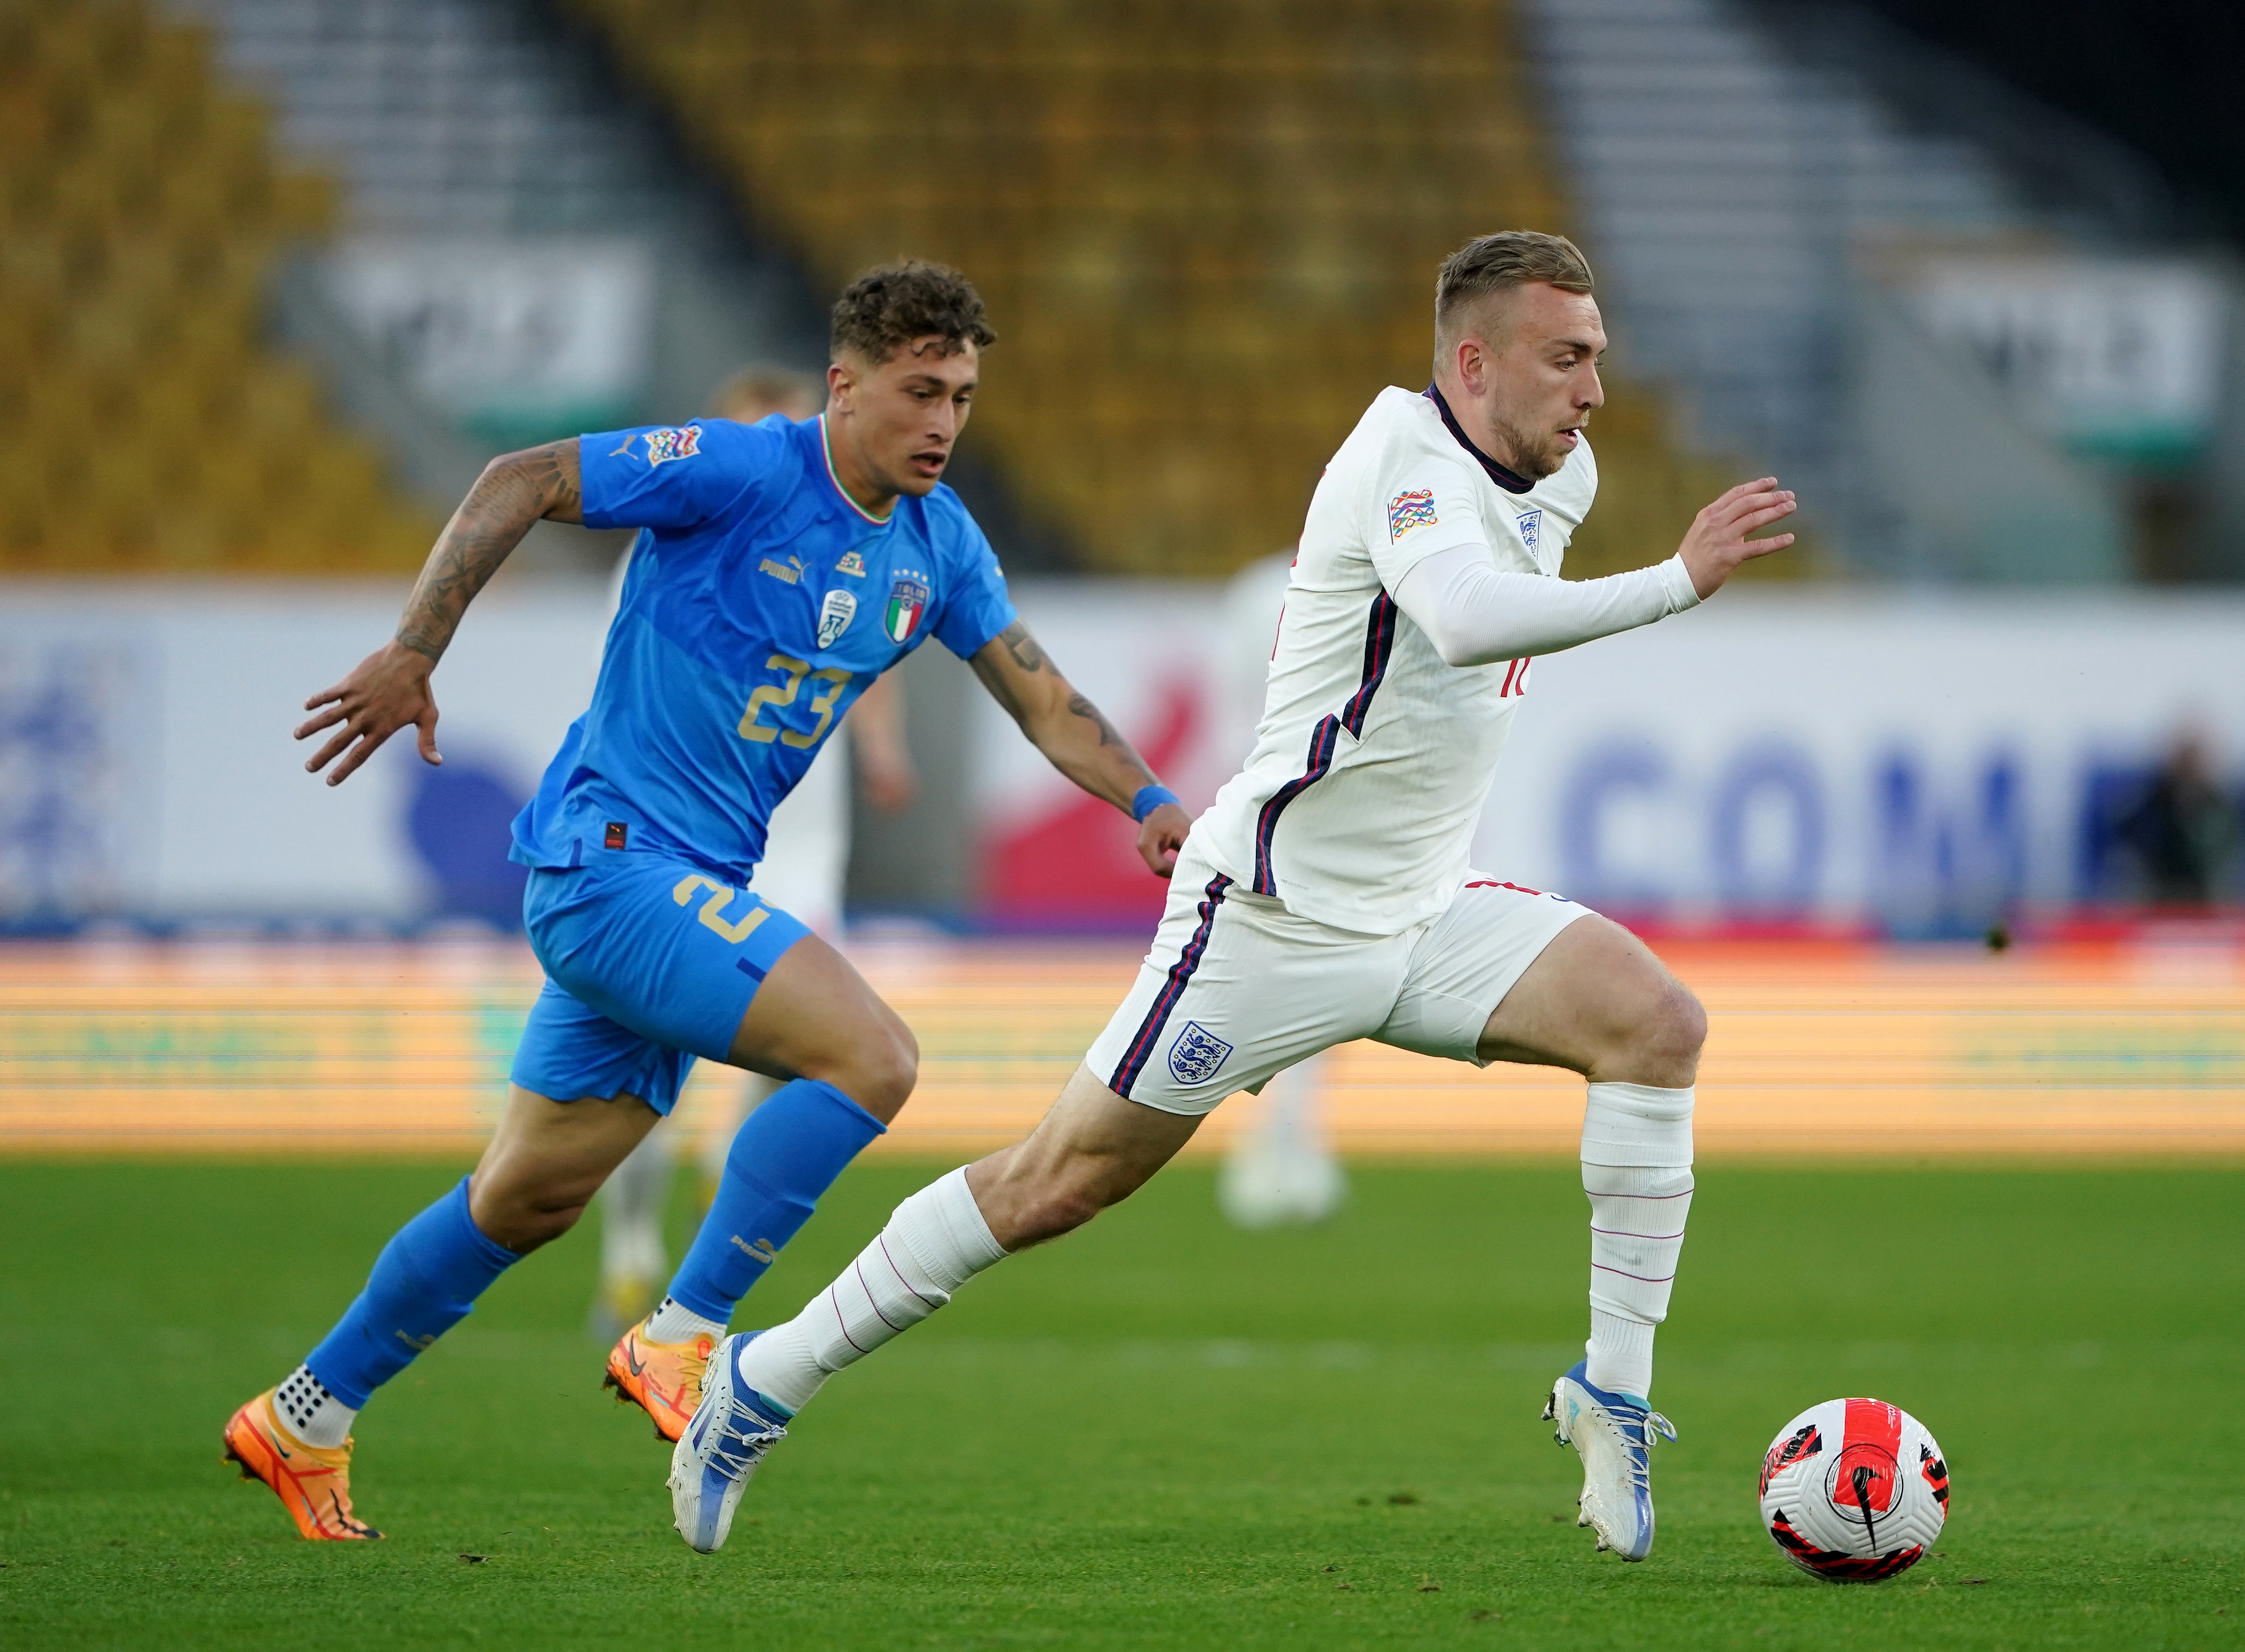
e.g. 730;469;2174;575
666;1078;886;1323
303;1177;520;1408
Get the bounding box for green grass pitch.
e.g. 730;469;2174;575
1;1157;2240;1649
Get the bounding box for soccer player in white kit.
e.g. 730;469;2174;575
666;232;1798;1560
586;367;918;1341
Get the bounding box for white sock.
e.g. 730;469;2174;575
1580;1082;1695;1399
647;1295;726;1343
274;1363;355;1450
599;1127;673;1284
737;1166;1006;1413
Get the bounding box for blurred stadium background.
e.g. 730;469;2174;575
3;5;2244;1644
1;0;2238;1160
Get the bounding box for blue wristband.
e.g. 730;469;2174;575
1131;785;1180;823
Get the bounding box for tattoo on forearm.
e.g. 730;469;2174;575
998;620;1050;676
395;443;580;661
1066;691;1128;752
975;621;1155;800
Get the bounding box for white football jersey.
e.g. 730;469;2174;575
1194;386;1596;935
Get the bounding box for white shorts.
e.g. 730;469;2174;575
1085;842;1594;1116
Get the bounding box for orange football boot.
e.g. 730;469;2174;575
604;1317;714;1441
222;1390;381;1541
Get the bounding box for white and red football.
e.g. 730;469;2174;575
1757;1397;1948;1582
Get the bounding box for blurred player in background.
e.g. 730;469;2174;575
672;231;1797;1564
231;263;1191;1540
1213;551;1346;1229
586;366;920;1342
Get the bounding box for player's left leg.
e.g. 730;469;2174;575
628;933;915;1384
666;846;1394;1550
671;1067;1203;1551
1378;882;1702;1561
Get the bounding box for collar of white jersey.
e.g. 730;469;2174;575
1422;384;1533;496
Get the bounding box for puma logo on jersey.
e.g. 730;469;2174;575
1387;488;1439;541
759;555;804;585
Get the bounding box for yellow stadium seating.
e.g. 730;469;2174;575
0;0;431;573
570;0;1780;579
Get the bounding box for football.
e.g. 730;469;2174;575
1757;1398;1948;1581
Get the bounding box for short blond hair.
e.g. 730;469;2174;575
708;365;825;422
1434;230;1594;360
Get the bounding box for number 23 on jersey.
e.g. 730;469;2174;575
737;654;852;749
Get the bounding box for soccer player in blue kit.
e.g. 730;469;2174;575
223;262;1193;1541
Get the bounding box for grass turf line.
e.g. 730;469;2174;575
0;1159;2239;1650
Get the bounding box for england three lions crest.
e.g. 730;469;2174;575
1167;1020;1234;1086
1514;508;1542;554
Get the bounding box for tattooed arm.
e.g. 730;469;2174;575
295;441;583;785
969;619;1191;877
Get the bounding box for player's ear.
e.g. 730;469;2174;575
826;358;855;411
1454;335;1486;396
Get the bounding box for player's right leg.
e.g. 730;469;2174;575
1380;886;1701;1560
225;1075;660;1539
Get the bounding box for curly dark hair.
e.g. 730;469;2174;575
829;260;997;363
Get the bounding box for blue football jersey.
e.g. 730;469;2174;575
510;414;1016;882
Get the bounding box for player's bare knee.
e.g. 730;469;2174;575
1623;982;1705;1087
847;1018;919;1121
473;1186;587;1255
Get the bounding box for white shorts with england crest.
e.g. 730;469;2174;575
1084;840;1595;1117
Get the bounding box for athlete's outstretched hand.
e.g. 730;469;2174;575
1677;478;1796;599
296;640;441;786
1137;802;1191;879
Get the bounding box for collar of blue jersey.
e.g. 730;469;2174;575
817;413;897;527
1423;383;1532;496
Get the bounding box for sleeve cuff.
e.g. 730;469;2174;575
1657;554;1702;614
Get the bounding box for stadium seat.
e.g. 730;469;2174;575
568;0;1772;578
0;0;432;573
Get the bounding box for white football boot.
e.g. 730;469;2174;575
669;1332;790;1554
1543;1359;1677;1561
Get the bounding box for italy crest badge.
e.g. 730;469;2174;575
884;576;929;644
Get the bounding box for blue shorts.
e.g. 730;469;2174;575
511;849;814;1115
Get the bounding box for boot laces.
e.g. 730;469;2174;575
706;1397;787;1483
1603;1402;1677;1494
